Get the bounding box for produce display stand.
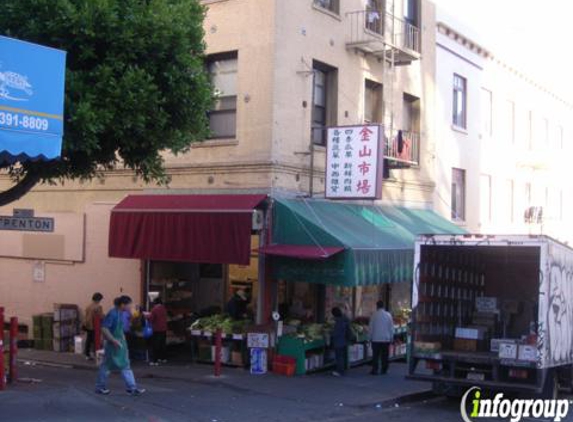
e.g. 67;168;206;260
277;336;329;375
189;330;248;367
389;324;408;361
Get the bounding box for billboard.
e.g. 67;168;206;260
0;36;66;163
325;125;383;199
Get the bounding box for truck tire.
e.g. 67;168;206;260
540;370;559;400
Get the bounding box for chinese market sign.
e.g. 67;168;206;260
325;125;382;199
0;36;67;163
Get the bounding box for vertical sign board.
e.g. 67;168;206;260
0;36;66;163
325;125;383;200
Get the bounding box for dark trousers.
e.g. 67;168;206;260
371;342;390;374
334;347;346;374
150;332;167;362
85;329;95;357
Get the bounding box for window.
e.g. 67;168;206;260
506;179;515;223
558;125;564;149
404;0;420;26
403;93;420;133
312;61;338;146
313;0;339;14
365;0;384;35
207;52;238;139
453;74;467;129
526;110;533;150
505;100;515;143
480;174;492;224
451;168;466;221
543;118;549;144
481;88;493;137
364;80;383;124
525;182;532;206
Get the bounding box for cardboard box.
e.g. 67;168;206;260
498;341;518;359
413;341;441;353
490;338;516;353
231;351;243;366
518;345;537;362
475;297;498;312
453;338;478;352
455;327;487;340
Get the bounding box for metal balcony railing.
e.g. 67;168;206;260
384;130;420;166
346;10;421;57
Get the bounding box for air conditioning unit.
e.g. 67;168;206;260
252;210;264;231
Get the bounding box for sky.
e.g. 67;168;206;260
432;0;573;102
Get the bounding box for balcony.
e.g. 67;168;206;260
384;130;420;167
346;10;421;65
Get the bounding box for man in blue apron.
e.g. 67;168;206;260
95;295;145;396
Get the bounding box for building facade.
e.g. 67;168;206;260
0;0;437;325
433;11;573;245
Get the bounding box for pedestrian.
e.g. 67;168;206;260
84;292;104;360
369;301;395;375
146;298;168;366
331;307;350;377
226;290;249;320
95;295;145;396
122;306;133;359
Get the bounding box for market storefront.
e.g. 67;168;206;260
262;197;465;374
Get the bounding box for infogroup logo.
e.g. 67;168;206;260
460;387;570;422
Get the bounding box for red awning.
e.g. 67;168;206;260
109;194;267;265
258;244;344;260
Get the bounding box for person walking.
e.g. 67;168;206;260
84;293;104;360
331;307;350;377
95;295;145;396
146;298;168;365
369;301;395;375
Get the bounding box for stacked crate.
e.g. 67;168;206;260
53;304;80;352
33;313;54;350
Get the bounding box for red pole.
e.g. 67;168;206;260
94;314;102;353
8;317;17;383
214;329;222;377
0;307;5;391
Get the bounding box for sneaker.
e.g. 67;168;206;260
332;371;342;377
85;356;94;361
149;362;159;366
126;388;146;396
158;359;167;364
95;388;110;395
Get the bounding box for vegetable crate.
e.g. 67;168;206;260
272;355;296;377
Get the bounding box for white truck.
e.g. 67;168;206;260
408;234;573;398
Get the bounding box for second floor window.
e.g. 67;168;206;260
207;52;238;139
452;74;467;129
403;93;420;133
314;0;339;14
451;168;466;221
312;61;338;146
364;79;383;124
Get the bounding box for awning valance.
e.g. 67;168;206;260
259;244;344;260
270;198;465;286
108;194;267;265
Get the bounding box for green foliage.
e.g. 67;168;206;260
0;0;212;184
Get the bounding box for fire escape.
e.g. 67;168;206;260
346;2;422;169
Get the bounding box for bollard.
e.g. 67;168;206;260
8;317;18;383
0;307;5;390
94;314;102;353
214;328;222;377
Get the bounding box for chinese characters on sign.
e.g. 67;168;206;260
326;125;382;199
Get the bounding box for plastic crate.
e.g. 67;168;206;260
272;355;296;377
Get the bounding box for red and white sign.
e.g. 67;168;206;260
325;125;382;199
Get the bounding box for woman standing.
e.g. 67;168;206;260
147;298;168;365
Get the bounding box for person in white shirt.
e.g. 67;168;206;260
369;301;395;375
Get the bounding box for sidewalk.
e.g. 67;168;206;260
17;349;432;408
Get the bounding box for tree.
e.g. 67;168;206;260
0;0;212;206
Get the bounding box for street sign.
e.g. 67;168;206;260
325;125;383;199
0;215;54;232
0;36;67;163
247;333;270;349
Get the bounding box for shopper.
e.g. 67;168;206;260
226;290;249;320
369;301;395;375
146;298;168;365
84;292;104;360
331;307;350;377
95;295;145;396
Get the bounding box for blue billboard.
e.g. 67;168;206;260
0;36;66;163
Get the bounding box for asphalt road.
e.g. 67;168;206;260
2;365;573;422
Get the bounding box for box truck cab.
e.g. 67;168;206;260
408;235;573;398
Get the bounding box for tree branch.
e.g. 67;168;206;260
0;171;42;207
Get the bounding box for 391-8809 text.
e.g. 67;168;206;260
0;111;49;131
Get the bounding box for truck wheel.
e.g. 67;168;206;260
540;370;559;400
